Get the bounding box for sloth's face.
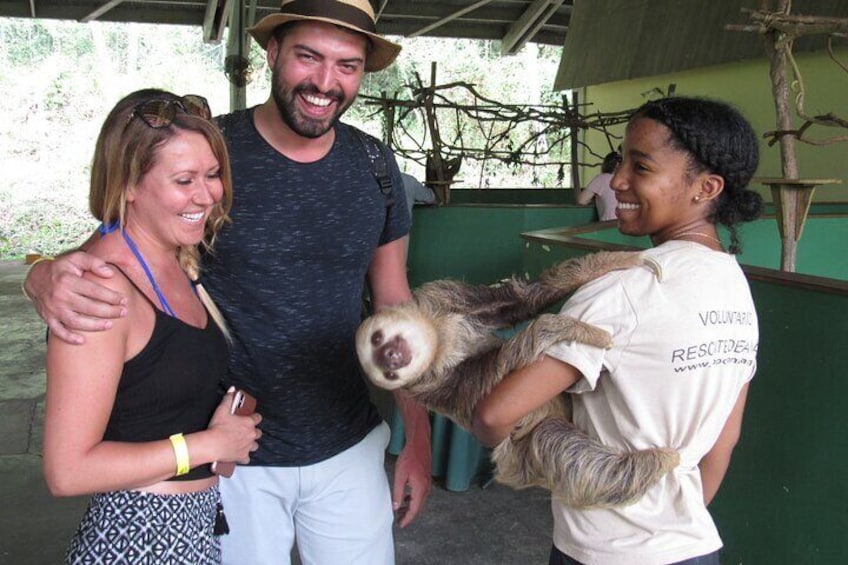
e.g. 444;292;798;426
356;307;438;390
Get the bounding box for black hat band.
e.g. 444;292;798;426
280;0;377;34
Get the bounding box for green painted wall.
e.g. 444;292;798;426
579;49;848;202
449;188;577;205
715;280;848;565
407;204;595;286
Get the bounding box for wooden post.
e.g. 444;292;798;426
226;0;247;112
568;92;581;191
762;0;803;270
423;62;450;204
381;91;395;149
725;2;848;270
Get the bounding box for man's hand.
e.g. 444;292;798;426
367;236;430;525
392;392;432;528
25;252;127;345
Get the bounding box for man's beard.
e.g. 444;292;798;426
271;69;355;139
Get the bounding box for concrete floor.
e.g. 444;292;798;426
0;260;552;564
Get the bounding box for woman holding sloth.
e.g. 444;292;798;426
473;96;763;565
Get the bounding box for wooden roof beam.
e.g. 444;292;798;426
375;0;389;21
203;0;233;43
80;0;126;23
502;0;563;55
407;0;494;38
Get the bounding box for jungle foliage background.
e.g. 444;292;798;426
0;18;564;259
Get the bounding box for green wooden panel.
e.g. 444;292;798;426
805;203;848;215
449;189;577;205
407;205;595;286
713;281;848;565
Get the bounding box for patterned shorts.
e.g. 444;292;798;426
66;486;221;565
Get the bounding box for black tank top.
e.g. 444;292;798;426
102;268;229;481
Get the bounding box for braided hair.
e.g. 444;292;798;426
632;97;764;254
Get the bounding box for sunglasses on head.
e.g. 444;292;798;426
128;95;212;129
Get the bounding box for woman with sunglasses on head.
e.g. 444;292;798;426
42;89;262;564
472;97;763;565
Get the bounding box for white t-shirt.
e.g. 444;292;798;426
583;173;618;221
545;241;758;565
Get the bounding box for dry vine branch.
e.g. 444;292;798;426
828;36;848;73
728;6;848;147
359;79;637;188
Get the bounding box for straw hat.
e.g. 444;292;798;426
248;0;401;72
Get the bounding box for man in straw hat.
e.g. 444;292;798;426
24;1;432;563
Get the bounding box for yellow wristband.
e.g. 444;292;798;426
22;256;54;301
169;433;191;476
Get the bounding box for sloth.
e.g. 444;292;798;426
356;251;680;508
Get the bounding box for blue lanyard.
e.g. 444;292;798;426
100;221;176;317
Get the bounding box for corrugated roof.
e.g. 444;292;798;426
555;0;848;90
0;1;574;50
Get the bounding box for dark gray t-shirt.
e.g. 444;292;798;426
204;109;410;466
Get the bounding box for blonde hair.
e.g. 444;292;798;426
90;89;234;339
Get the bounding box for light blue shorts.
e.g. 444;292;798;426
220;422;394;565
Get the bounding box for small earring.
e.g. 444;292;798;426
693;195;701;203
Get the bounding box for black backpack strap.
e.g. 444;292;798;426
213;113;238;146
350;128;394;206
